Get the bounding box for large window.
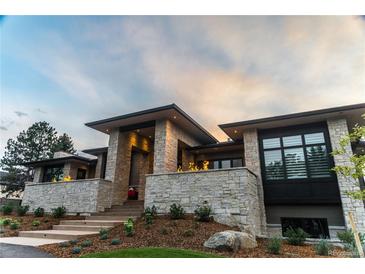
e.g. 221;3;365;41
198;158;243;170
261;130;332;181
43;165;64;182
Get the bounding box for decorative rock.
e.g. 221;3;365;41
204;230;257;252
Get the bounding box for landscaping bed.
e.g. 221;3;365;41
0;213;81;237
39;215;346;258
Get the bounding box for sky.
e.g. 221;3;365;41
0;16;365;157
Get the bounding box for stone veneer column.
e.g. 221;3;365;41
243;129;267;235
33;167;43;183
153;120;178;173
327;118;365;233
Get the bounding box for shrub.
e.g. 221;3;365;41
194;201;212;222
9;221;20;230
284;227;309;246
144;212;153;225
315;239;331;256
1;204;13;215
59;241;70;248
71;246;82;254
69;239;79;245
100;233;108;240
34;207;45;217
111;238;121;245
182;229;194;237
16;205;29;216
32;220;41;227
144;205;157;216
337;230;365;251
159;227;169;235
51;206;66;218
169;203;185;220
267;237;282;255
81;240;92;247
124;218;134;237
99;228;109;236
2;218;12;226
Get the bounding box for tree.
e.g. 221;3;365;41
331;114;365;201
0;121;76;194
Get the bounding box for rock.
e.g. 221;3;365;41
204;230;257;251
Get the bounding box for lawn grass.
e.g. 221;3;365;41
82;247;223;258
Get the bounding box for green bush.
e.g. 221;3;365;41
124;218;134;237
32;220;41;227
182;229;194;237
315;239;331;256
1;204;13;215
34;207;45;217
111;238;121;245
16;205;29;216
194;201;212;222
144;205;157;217
169;203;185;220
284;227;309;246
1;218;12;226
144;212;153;225
51;206;66;218
159;227;169;235
72;246;82;254
99;228;109;236
100;233;108;240
267;237;282;254
81;240;92;247
69;239;79;245
337;230;365;251
9;221;20;230
59;241;70;248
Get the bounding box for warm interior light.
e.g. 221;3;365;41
173;115;177;119
149;135;152;138
234;129;238;134
106;129;109;132
137;129;140;133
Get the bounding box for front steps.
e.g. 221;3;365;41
13;201;144;243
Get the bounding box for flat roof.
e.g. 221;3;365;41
22;155;96;167
85;104;218;144
82;147;108;155
219;103;365;141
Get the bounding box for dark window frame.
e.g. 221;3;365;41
42;164;64;182
258;122;336;184
281;217;330;239
198;158;243;170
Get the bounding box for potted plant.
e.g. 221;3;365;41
127;187;138;200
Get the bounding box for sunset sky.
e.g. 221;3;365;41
1;16;364;156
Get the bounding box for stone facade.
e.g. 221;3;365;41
145;167;264;236
105;129;153;204
153;119;200;173
22;179;112;213
243;129;267;235
33;167;43;183
327;117;365;233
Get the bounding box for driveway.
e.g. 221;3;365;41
0;243;55;258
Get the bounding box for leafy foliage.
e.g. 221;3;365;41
72;246;82;254
315;239;331;256
99;228;109;237
32;220;41;227
331;114;365;200
284;227;309;246
51;206;66;218
337;229;365;250
0;122;76;194
100;233;108;240
169;203;185;220
143;205;157;225
59;242;70;248
194;201;212;222
81;240;93;247
124;218;135;237
34;207;45;217
111;238;121;245
16;205;29;216
9;221;20;230
267;237;282;255
182;229;194;237
0;218;12;226
1;204;13;215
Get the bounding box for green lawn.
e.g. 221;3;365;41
82;247;223;258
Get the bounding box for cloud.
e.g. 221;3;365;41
35;108;47;114
0;126;8;131
14;111;28;117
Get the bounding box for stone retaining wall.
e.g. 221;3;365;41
22;179;112;213
145;167;264;236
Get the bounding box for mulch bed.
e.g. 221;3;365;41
0;213;81;237
39;215;346;258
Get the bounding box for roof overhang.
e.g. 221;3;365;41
82;147;108;156
219;103;365;141
22;156;97;168
85;104;218;144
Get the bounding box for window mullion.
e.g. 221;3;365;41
302;134;310;178
279;137;287;179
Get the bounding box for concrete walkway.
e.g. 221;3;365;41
0;243;55;258
0;237;66;247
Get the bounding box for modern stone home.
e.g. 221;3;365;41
22;103;365;239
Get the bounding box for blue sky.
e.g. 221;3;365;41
1;16;364;156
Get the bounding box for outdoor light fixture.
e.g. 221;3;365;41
173;115;177;119
234;129;238;134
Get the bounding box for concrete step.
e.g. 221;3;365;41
60;220;125;226
92;211;142;216
18;230;98;240
53;224;114;231
86;215;137;221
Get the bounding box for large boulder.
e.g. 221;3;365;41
204;230;257;251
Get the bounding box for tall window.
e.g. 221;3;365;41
261;131;332;181
43;165;64;182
